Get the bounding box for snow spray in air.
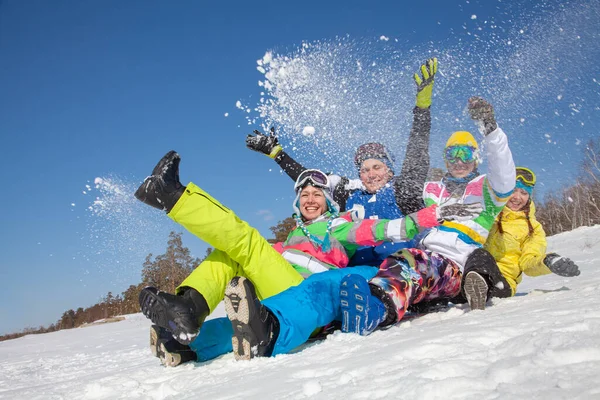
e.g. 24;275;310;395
237;0;600;185
75;175;176;285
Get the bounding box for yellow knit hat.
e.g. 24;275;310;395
445;131;479;150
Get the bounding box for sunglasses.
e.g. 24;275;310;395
294;169;329;192
444;145;477;164
516;167;536;186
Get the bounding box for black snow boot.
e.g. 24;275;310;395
150;324;197;366
149;324;171;358
460;248;512;310
462;271;489;311
157;338;197;367
408;298;450;314
134;150;185;213
139;286;209;345
224;277;279;361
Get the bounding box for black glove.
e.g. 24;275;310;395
544;253;581;277
468;96;497;136
246;127;283;159
437;202;484;222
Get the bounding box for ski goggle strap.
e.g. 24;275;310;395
516;167;536;186
294;169;329;192
444;145;477;163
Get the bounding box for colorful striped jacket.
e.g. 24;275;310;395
273;207;436;277
419;127;516;269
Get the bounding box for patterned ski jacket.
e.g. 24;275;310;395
419;127;516;269
272;208;436;277
484;202;550;296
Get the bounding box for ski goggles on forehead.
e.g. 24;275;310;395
294;169;329;192
516;167;536;186
444;145;477;164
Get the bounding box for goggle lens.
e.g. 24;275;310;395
516;167;536;186
445;146;476;163
295;169;329;191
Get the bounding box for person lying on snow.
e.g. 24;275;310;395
221;96;518;361
484;166;580;296
134;152;481;365
246;58;438;266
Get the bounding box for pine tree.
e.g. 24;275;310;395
141;231;201;293
268;216;296;244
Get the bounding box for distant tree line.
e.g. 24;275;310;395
3;138;599;342
0;232;209;342
535;139;600;235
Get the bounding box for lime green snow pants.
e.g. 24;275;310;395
169;182;303;312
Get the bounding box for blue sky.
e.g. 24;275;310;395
1;0;598;335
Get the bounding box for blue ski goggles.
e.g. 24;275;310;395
294;169;329;192
444;145;477;164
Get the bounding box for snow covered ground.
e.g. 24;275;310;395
1;225;599;400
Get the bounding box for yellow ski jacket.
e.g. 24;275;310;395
484;202;551;296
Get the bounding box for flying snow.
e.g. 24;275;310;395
302;126;315;136
236;0;600;177
75;176;177;286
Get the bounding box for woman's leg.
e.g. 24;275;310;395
170;182;303;302
188;317;234;362
254;266;378;356
177;250;242;312
370;248;462;324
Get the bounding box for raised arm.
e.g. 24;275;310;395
246;128;357;210
468;97;516;205
394;58;437;215
246;128;306;181
519;221;551;277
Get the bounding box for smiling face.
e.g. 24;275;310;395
506;187;530;211
359;159;393;193
298;185;328;220
446;160;476;179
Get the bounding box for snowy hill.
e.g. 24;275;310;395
1;226;599;400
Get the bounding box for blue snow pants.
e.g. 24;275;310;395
189;266;378;361
265;266;378;356
189;317;233;362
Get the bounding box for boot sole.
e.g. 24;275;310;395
464;272;488;311
150;325;160;358
157;340;183;367
224;277;258;361
340;275;371;335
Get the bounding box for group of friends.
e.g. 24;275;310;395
134;58;581;367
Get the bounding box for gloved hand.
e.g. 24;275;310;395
468;96;497;136
246;127;283;159
409;202;483;231
414;58;438;109
437;202;484;222
544;253;581;277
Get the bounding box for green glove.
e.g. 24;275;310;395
414;57;438;109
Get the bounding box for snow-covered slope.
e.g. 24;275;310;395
1;226;599;400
